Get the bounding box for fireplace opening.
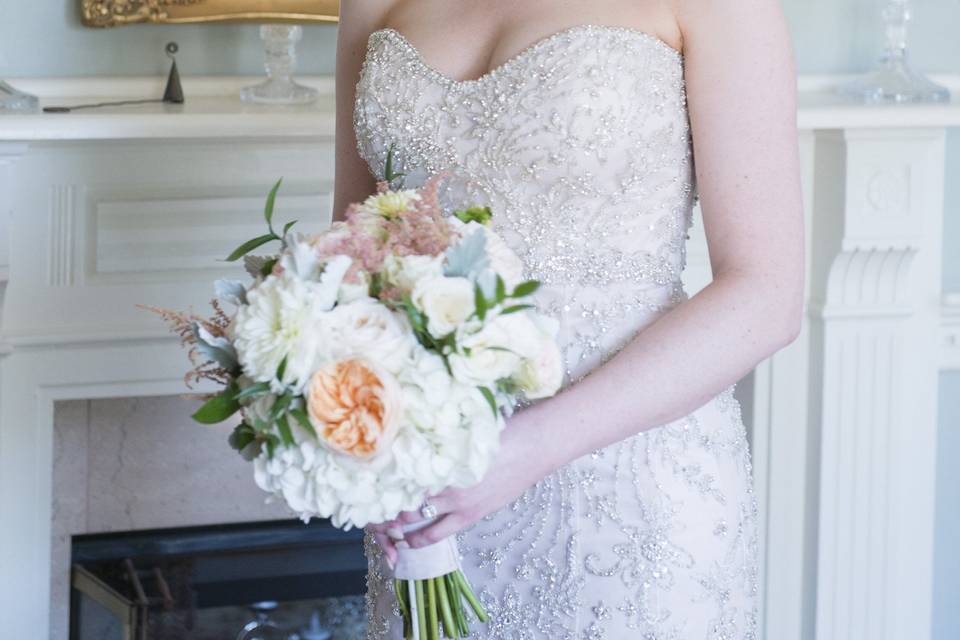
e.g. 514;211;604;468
69;518;368;640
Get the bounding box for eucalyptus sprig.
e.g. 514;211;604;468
223;178;299;270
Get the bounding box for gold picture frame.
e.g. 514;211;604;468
81;0;339;28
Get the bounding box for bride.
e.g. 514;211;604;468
334;0;803;637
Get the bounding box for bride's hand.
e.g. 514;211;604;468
367;409;549;565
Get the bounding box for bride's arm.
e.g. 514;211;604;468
331;0;394;222
378;0;804;556
518;0;805;465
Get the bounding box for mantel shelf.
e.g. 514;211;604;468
0;74;958;141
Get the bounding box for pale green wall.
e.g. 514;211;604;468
1;1;958;636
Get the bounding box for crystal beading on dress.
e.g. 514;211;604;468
353;23;760;640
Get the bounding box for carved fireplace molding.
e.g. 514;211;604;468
0;75;958;640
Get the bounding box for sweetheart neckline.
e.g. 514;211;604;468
366;24;683;87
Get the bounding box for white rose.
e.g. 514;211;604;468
337;271;371;304
448;313;540;386
514;333;564;399
383;253;444;294
323;299;414;374
411;275;476;338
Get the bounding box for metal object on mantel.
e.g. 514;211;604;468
80;0;339;28
43;42;185;113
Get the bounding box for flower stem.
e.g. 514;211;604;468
395;579;412;639
454;570;488;623
436;575;455;638
426;577;439;640
445;573;470;638
415;579;427;640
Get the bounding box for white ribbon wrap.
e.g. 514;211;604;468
390;519;464;640
393;535;460;580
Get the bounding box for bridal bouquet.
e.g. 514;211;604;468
143;147;562;639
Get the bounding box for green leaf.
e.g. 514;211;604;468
228;423;256;452
264;178;283;234
282;219;298;236
383;143;407;186
289;407;318;440
276;356;288;383
384;143;395;181
369;271;383;298
192;383;241;424
477;386;498;419
269;393;293;423
259;256;278;278
265;435;278;459
251;416;272;433
452;206;493;226
495;275;506;304
401;296;427;333
225;233;278;262
276;413;295;447
510;280;541;298
235;381;272;400
499;303;534;315
474;283;487;321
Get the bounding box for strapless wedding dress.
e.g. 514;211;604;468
353;24;760;640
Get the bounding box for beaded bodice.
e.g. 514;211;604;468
353;24;696;384
355;25;759;640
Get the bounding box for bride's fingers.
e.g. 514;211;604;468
370;529;398;568
404;512;466;549
395;491;455;524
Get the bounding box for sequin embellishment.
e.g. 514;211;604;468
354;24;760;639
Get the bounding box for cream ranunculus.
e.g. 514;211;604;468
513;332;565;399
448;312;541;387
411;275;476;339
324;299;414;374
382;253;444;294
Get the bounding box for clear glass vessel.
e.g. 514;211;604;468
0;80;39;113
837;0;950;104
241;25;320;105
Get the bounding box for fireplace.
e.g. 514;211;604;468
50;395;371;640
69;519;366;640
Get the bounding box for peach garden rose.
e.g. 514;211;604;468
306;357;402;459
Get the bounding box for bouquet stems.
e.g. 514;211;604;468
397;569;487;639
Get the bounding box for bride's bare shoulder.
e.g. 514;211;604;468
668;0;792;51
338;0;397;37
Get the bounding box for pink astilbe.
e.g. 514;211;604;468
136;300;233;392
308;172;455;285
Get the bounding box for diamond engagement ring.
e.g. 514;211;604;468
420;500;438;520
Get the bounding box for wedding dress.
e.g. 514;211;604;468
353;24;760;639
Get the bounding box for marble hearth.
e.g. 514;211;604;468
51;395;292;639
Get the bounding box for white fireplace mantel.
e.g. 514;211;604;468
1;75;957;640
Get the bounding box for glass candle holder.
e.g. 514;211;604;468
837;0;950;103
0;80;39;113
241;24;319;105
